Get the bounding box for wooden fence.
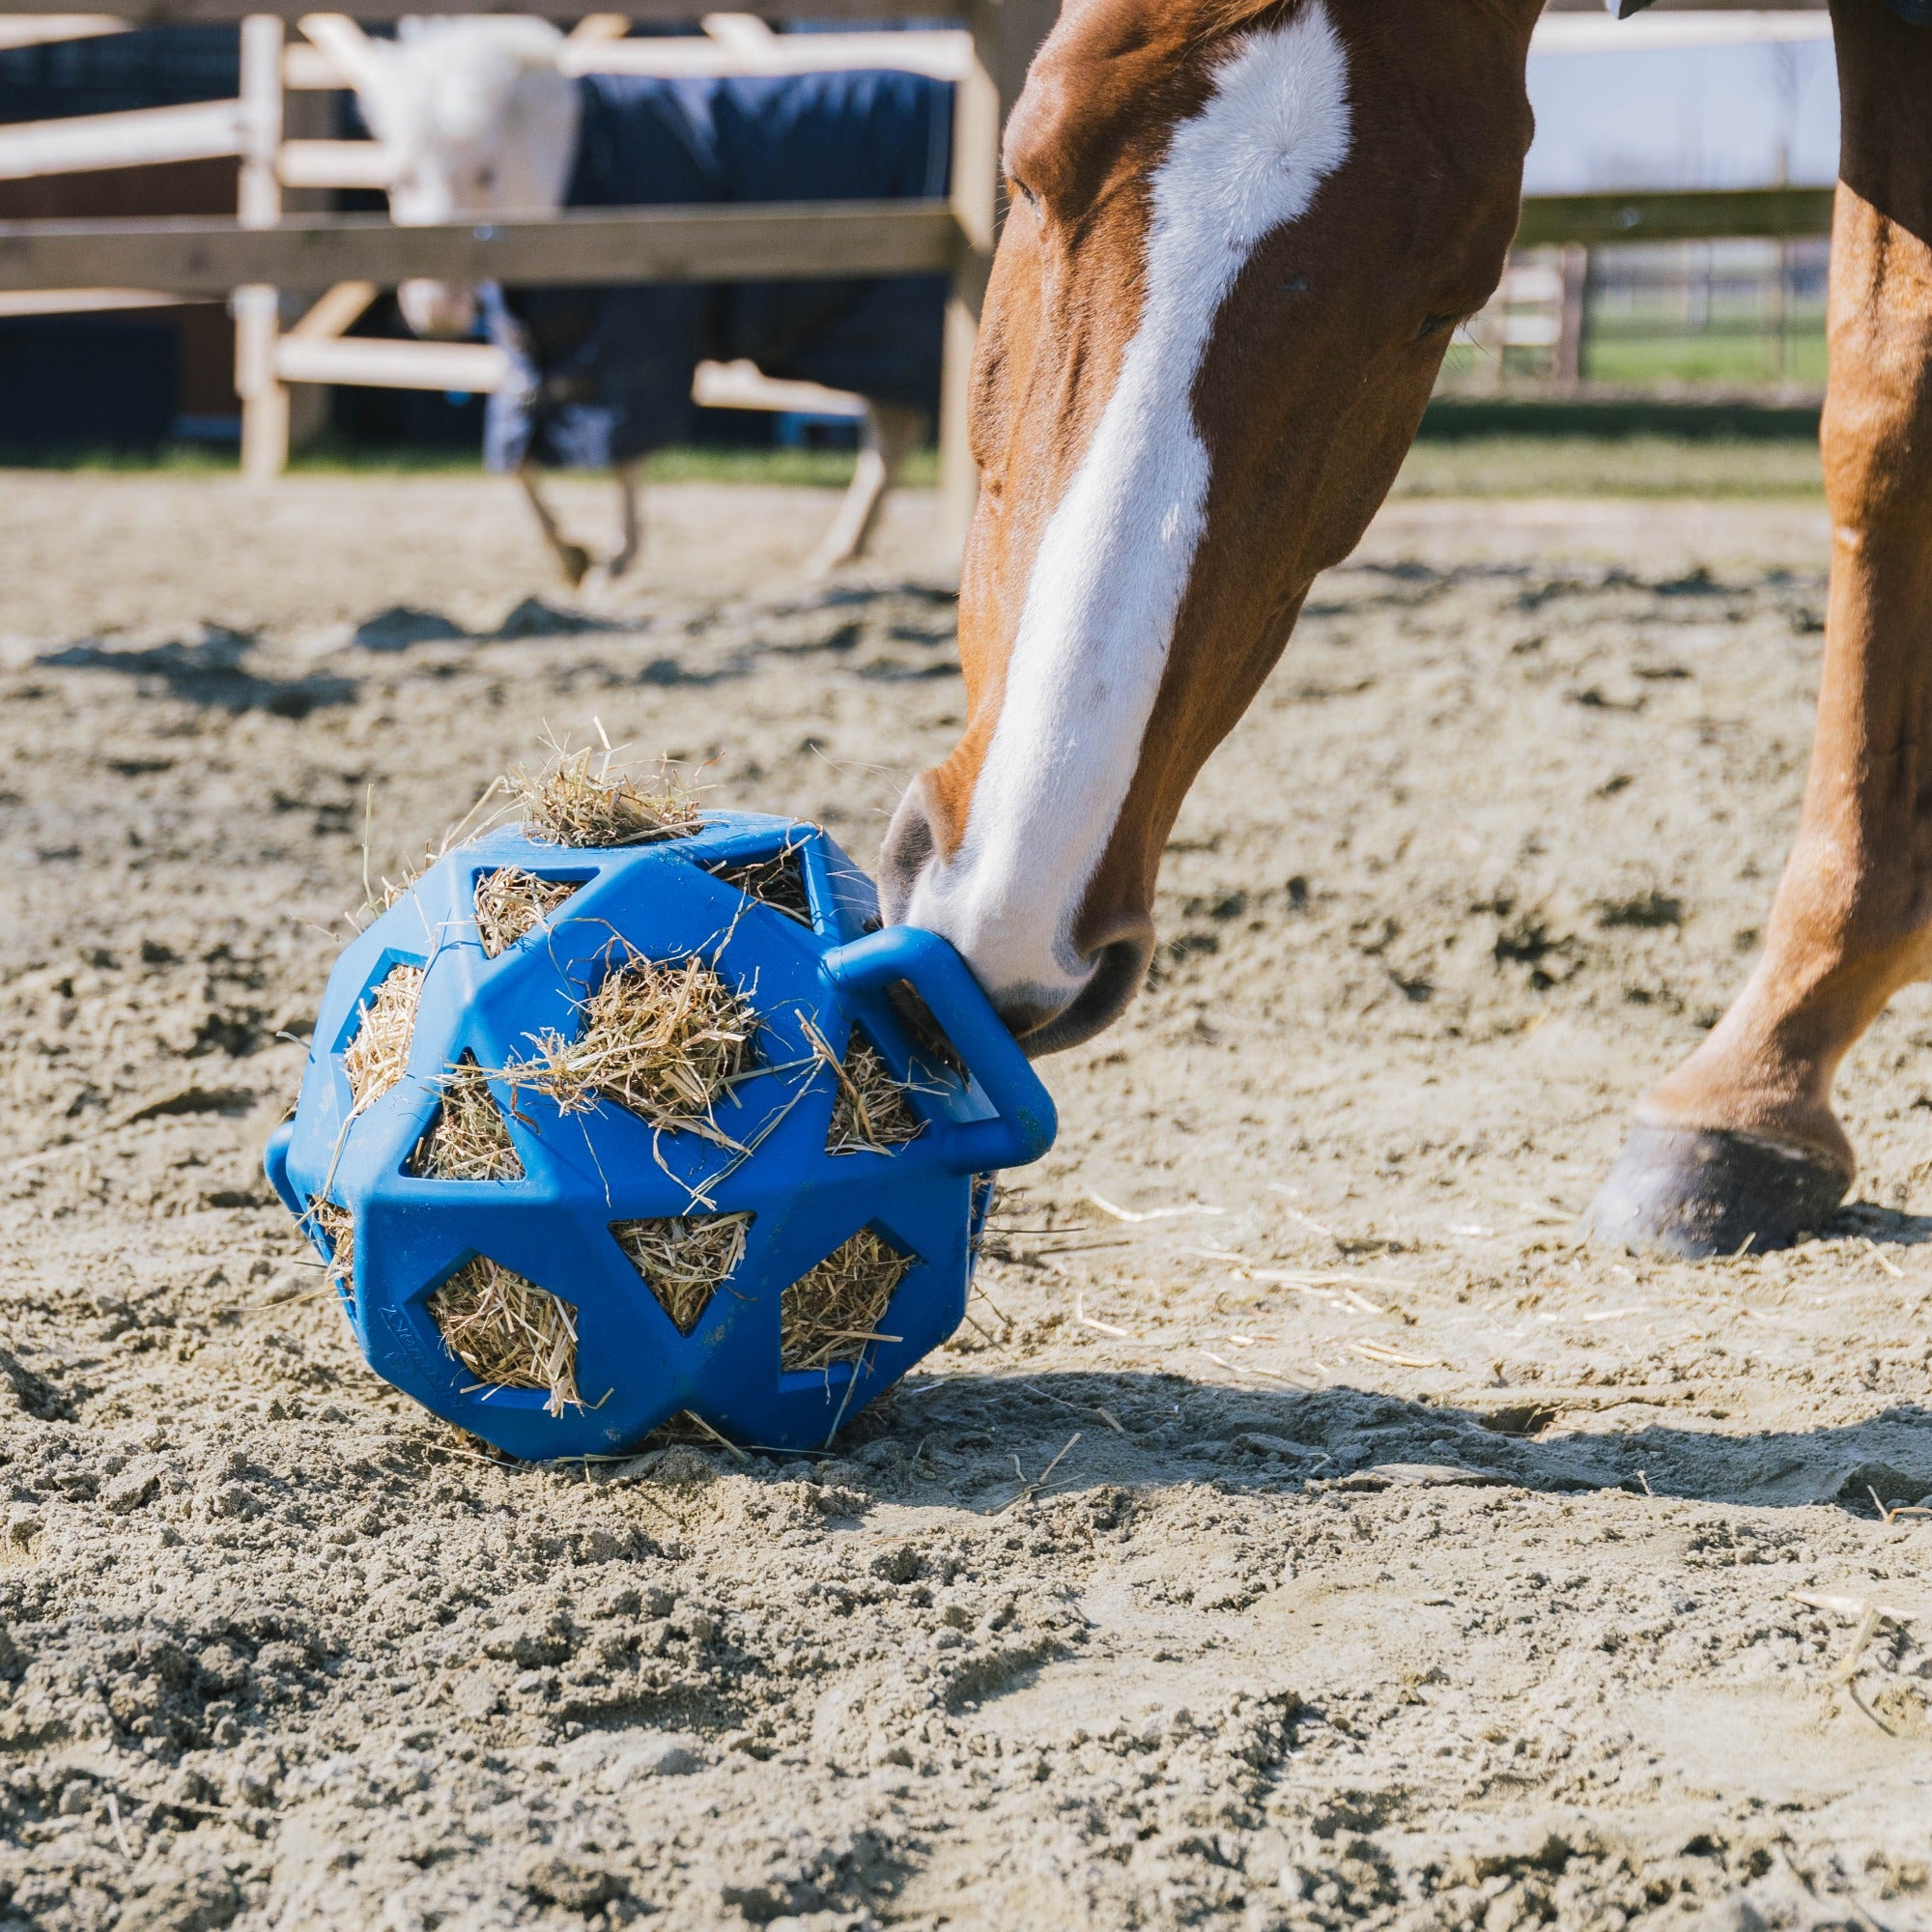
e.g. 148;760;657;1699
0;3;1839;513
0;0;1041;532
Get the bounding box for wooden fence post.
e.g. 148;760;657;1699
939;0;1058;554
236;12;287;480
1554;242;1589;390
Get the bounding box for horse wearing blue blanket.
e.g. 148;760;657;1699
324;19;950;585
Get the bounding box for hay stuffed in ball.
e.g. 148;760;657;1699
714;848;811;924
428;1259;582;1416
343;963;423;1110
613;1211;753;1334
516;949;756;1136
822;1031;925;1154
408;1060;523;1180
307;1197;355;1303
780;1228;914;1373
508;742;698;848
474;867;580;957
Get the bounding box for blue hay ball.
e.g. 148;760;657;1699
263;812;1055;1459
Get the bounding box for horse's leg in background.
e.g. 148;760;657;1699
605;461;643;580
1588;0;1932;1257
808;402;924;576
516;461;591;588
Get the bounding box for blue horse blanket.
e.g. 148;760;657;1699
484;69;952;471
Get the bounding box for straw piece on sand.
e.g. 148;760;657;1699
712;851;811;924
475;867;581;958
517;950;756;1134
307;1197;355;1305
342;963;423;1110
825;1031;925;1154
408;1057;524;1180
507;743;699;848
781;1227;915;1374
428;1259;582;1417
612;1211;753;1335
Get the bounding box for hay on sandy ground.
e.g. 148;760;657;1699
475;867;580;958
613;1211;753;1334
712;850;810;924
408;1058;523;1180
822;1030;925;1154
307;1197;355;1304
517;949;756;1134
508;741;698;848
428;1259;581;1417
780;1228;914;1374
343;963;423;1110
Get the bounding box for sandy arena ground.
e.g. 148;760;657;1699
0;472;1927;1932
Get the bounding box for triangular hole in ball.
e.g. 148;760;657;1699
780;1225;918;1374
611;1210;754;1336
407;1053;524;1180
343;961;423;1109
428;1257;582;1417
305;1196;355;1309
824;1030;925;1155
708;848;812;925
474;867;582;958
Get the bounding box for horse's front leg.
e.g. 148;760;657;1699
1590;0;1932;1258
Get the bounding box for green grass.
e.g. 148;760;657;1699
1391;433;1822;499
1583;330;1828;389
4;413;1824;500
0;438;940;488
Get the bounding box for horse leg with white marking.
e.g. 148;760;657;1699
1589;0;1932;1255
809;401;926;577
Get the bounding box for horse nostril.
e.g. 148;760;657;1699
877;781;939;925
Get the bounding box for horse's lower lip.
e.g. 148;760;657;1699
1002;931;1154;1058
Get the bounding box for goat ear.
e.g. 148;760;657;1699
298;14;388;96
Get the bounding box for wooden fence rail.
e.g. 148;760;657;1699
0;202;966;292
0;186;1837;298
1515;185;1836;249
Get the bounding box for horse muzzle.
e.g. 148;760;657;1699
397;278;478;340
878;781;1154;1057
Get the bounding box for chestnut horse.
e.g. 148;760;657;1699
880;0;1932;1259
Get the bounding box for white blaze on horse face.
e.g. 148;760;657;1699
904;4;1351;1017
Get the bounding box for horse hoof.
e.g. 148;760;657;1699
1583;1123;1851;1259
558;544;592;588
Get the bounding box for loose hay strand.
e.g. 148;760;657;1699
781;1228;914;1374
409;1060;523;1180
342;964;423;1111
475;867;580;957
515;949;756;1136
428;1259;582;1417
612;1212;753;1334
507;737;699;848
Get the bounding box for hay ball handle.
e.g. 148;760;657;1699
821;927;1057;1175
